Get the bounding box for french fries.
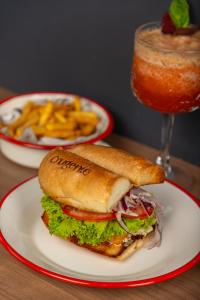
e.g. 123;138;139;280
14;112;39;138
73;96;81;111
39;101;54;126
32;126;46;136
67;111;98;126
54;111;67;123
81;124;96;136
3;96;99;141
45;121;76;131
43;130;75;139
8;102;33;136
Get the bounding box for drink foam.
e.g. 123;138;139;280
135;28;200;67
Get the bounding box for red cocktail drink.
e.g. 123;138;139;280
131;22;200;178
132;25;200;113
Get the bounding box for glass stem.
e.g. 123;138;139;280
156;113;175;178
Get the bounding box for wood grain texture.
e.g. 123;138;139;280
0;87;200;300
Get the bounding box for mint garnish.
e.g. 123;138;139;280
169;0;190;28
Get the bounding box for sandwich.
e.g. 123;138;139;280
39;145;164;260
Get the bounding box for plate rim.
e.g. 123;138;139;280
0;91;114;150
0;176;199;288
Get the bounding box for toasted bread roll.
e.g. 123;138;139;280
39;149;132;213
69;144;165;186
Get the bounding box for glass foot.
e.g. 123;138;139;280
156;156;194;190
156;155;174;179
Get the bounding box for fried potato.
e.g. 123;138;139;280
14;112;39;138
81;124;96;136
39;102;54;126
15;127;24;139
3;97;99;141
67;111;99;126
45;122;76;131
8;102;33;135
79;117;98;126
54;104;71;111
32;126;46;136
54;111;67;123
73;96;81;111
43;129;75;138
68;111;97;119
48;116;56;124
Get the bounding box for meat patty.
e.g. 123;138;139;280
42;211;149;258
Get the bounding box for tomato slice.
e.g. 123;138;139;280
62;204;154;222
62;206;116;221
123;205;154;219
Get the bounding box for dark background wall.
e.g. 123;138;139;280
1;0;200;164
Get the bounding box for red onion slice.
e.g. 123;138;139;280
115;212;161;250
121;198;128;211
114;187;163;248
130;187;163;233
115;211;133;235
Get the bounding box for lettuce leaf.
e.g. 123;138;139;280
41;195;156;246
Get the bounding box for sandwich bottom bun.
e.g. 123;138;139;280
117;230;155;261
42;211;155;260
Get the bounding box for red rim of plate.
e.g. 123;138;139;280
0;177;199;288
0;92;114;150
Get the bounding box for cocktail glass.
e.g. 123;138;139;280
131;22;200;178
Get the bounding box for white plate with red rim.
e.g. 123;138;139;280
0;177;199;288
0;92;113;168
0;177;200;288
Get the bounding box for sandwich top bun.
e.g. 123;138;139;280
69;144;165;186
39;149;132;213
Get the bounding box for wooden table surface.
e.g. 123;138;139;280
0;87;199;300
